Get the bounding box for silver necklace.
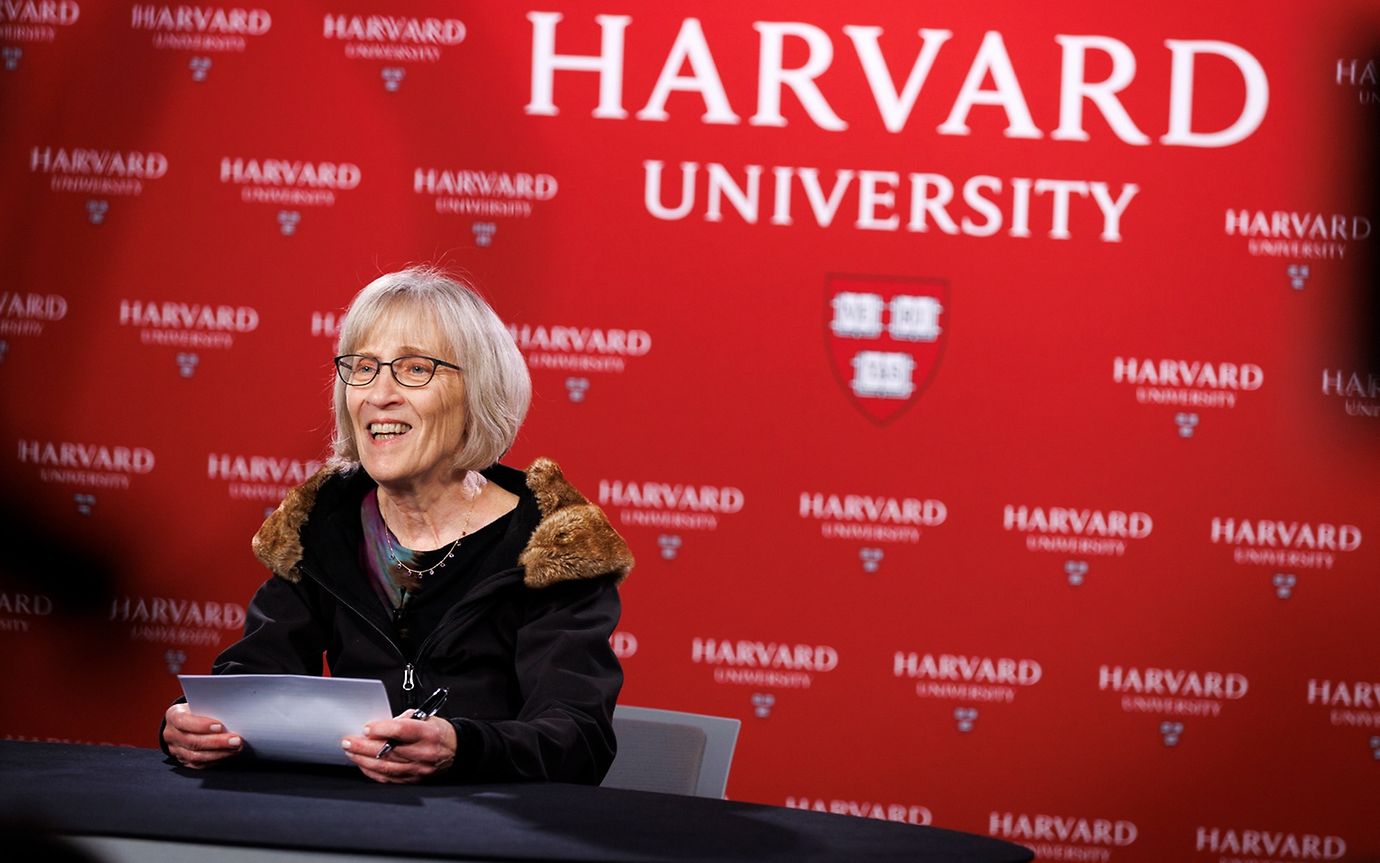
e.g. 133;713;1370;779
387;531;464;579
382;502;474;580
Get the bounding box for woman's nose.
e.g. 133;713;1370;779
365;365;405;403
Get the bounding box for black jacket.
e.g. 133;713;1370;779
187;458;633;784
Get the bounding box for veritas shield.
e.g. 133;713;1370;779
824;274;949;425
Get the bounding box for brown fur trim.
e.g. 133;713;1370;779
251;466;334;583
519;458;634;588
250;459;634;588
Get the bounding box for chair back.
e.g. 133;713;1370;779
602;705;741;798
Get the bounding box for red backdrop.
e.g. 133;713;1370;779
2;3;1378;861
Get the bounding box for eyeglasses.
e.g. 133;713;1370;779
334;354;461;388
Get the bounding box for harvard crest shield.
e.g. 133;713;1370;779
824;274;949;425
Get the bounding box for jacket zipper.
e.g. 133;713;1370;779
296;561;420;706
296;561;523;707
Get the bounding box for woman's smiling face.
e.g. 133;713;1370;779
345;314;466;493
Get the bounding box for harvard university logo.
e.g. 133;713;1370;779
825;275;948;425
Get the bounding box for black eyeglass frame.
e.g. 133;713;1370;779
333;354;462;388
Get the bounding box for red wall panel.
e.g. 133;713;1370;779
2;3;1377;860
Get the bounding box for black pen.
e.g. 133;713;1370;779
376;686;449;759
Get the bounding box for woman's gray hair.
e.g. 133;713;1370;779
330;265;530;472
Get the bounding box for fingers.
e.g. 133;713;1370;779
341;716;456;784
165;702;226;734
354;757;436;784
163;704;243;767
170;742;242;768
339;733;390;760
359;720;405;744
342;747;453;783
339;730;443;764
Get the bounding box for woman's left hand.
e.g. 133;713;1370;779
341;713;457;784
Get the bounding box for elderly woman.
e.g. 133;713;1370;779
160;266;633;784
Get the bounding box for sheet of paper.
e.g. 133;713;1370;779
179;674;393;766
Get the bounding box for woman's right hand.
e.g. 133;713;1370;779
163;703;243;767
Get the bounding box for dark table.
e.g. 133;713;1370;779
0;741;1032;863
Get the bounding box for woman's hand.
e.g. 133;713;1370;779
163;703;243;767
341;713;457;784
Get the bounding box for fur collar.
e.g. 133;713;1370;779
251;457;633;589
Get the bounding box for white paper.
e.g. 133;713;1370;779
179;674;394;766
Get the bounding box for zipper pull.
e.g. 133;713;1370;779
403;663;415;692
